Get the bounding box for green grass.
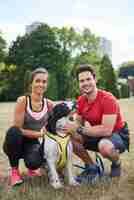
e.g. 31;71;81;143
0;100;134;200
0;177;129;200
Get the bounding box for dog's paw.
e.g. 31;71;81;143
51;180;63;189
69;178;80;186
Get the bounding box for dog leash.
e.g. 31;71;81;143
73;153;105;176
95;153;105;176
39;133;45;161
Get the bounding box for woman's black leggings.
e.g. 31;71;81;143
3;126;43;169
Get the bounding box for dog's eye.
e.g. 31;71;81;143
68;116;74;121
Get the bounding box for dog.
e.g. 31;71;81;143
44;103;78;189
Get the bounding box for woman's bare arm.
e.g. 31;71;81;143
13;96;44;138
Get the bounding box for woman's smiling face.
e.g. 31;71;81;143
31;72;48;95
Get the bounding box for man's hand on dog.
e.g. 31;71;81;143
63;121;78;135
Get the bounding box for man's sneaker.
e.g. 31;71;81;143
75;164;100;184
110;162;121;177
27;168;42;177
10;168;23;186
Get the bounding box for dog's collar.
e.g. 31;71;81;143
46;132;69;139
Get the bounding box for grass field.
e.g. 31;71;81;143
0;99;134;200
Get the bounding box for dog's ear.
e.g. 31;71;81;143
46;111;57;134
52;103;70;120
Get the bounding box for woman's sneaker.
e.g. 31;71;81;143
110;162;121;177
10;168;23;186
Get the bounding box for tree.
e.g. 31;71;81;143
7;24;62;70
5;24;101;100
99;55;119;98
0;32;6;62
79;28;99;54
0;63;16;101
52;27;74;99
6;24;63;100
53;26;77;55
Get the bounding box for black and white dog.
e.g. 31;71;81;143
44;103;78;189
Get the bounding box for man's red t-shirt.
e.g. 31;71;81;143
77;90;124;132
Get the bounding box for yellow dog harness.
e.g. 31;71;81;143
45;132;70;169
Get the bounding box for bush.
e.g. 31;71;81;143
120;83;130;98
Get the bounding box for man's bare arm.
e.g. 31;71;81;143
82;114;117;137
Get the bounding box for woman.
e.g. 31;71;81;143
3;68;54;186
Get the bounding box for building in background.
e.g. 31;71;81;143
25;21;42;34
98;37;112;60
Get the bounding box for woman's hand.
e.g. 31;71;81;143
40;126;47;137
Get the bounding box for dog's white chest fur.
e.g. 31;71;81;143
45;134;70;168
44;134;78;189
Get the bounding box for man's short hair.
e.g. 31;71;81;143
76;64;96;80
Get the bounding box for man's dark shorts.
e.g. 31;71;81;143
82;123;129;153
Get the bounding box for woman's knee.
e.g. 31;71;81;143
98;139;114;158
4;126;22;141
24;151;42;170
3;126;23;154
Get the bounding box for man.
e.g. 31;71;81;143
71;64;129;181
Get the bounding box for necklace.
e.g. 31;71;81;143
31;100;42;111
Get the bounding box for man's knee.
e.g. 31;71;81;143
110;133;127;153
98;139;114;158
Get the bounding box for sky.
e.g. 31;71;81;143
0;0;134;67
